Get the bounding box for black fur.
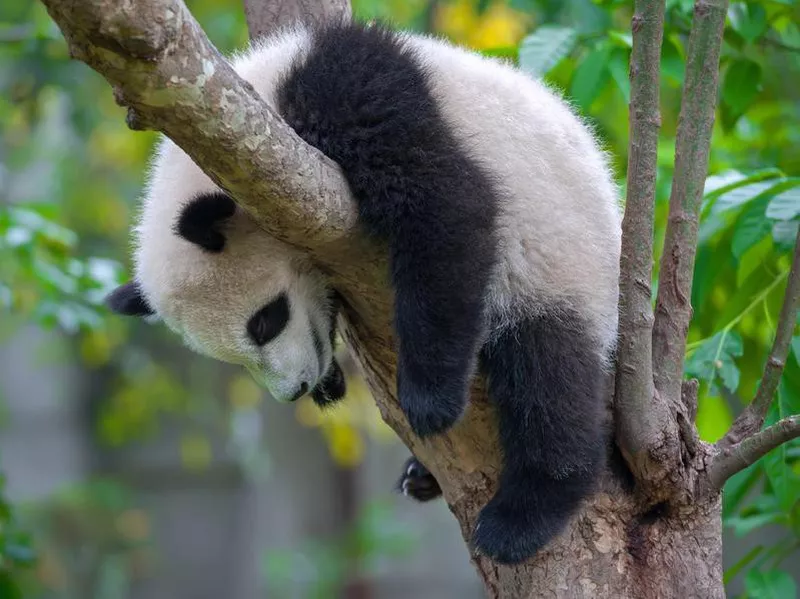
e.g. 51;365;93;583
396;456;442;502
175;192;237;252
473;310;606;564
311;358;346;407
276;22;499;438
247;292;290;346
105;281;154;316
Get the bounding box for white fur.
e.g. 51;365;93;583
405;35;621;354
132;25;621;400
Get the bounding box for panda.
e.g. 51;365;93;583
106;20;621;565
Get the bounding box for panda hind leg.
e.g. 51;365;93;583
473;311;607;564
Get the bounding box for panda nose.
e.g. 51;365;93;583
289;382;309;402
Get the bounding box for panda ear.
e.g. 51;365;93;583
175;192;237;252
106;281;155;317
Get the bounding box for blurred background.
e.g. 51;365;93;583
1;0;800;597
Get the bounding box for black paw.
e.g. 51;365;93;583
311;359;346;408
398;374;467;438
396;457;442;502
472;495;563;565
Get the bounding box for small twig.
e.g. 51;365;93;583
614;0;678;486
709;415;800;489
652;0;730;405
716;229;800;452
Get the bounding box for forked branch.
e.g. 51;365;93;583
652;0;730;404
710;416;800;488
614;0;676;486
709;230;800;487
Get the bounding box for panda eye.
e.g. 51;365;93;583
247;293;290;346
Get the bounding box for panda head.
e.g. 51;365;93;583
106;156;342;405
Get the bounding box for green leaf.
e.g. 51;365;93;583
724;545;763;584
727;512;784;537
0;571;23;599
723;462;762;518
762;383;800;513
772;221;799;251
731;195;772;260
4;542;36;566
722;59;762;115
792;336;800;369
745;569;797;599
608;48;630;103
660;36;685;86
765;179;800;220
729;3;768;44
607;31;632;48
570;43;611;111
480;47;519;62
737;235;773;287
685;331;743;393
519;26;577;78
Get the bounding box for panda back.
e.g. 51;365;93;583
235;23;621;351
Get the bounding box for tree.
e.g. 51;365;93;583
36;0;800;596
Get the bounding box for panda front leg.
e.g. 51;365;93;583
387;223;495;439
472;311;607;565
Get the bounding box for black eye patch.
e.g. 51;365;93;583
247;293;290;346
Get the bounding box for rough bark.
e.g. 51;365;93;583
652;0;731;405
614;0;680;494
39;0;800;596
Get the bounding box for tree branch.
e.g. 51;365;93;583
614;0;676;486
244;0;351;39
652;0;730;404
714;230;800;455
40;0;357;249
709;415;800;489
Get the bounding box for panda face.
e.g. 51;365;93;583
108;189;339;404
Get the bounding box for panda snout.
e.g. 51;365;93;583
289;381;310;402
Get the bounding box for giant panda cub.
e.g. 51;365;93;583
107;20;621;564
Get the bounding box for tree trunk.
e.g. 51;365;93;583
342;315;725;598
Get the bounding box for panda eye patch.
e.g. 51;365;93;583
247;293;290;346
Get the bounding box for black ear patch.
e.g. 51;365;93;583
175;192;237;252
106;281;154;317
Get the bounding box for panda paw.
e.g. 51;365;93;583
311;359;346;409
471;495;558;565
396;457;442;502
398;374;467;438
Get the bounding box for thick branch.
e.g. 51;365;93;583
614;0;676;486
244;0;351;39
41;0;357;249
709;415;800;489
652;0;730;404
715;230;800;454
